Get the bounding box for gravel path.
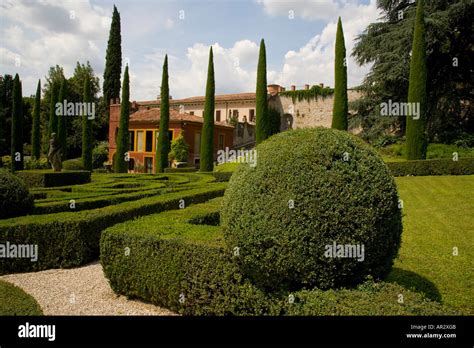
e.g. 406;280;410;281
0;262;176;316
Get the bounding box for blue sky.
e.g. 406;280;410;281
0;0;379;100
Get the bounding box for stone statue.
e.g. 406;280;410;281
47;133;62;172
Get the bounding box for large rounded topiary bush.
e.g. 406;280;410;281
221;127;402;291
0;169;34;219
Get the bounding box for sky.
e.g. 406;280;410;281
0;0;381;101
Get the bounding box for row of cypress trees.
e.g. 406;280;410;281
112;2;428;174
331;1;427;160
10;74;94;171
113;48;217;173
10;74;23;171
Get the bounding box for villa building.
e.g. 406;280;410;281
108;100;233;172
107;84;360;172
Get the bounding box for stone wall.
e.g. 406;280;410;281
269;90;361;131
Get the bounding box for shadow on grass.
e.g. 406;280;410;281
387;267;442;303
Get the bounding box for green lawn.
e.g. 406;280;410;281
390;175;474;314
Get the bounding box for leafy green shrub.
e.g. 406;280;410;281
101;199;456;316
24;157;49;170
372;135;400;149
387;158;474;176
63;158;85;171
16;170;91;188
168;133;189;163
454;133;474;149
0;183;226;274
92;141;109;169
221;128;402;292
0;280;43;315
0;170;34;219
1;156;11;169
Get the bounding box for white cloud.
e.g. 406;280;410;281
164;18;175;30
0;0;111;96
129;40;261;100
257;0;340;21
265;0;380;88
0;0;380;101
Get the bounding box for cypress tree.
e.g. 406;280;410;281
406;0;428;160
82;77;93;171
114;65;130;173
156;55;170;173
255;39;269;144
332;17;348;130
48;82;59;142
200;47;215;172
103;5;122;118
57;78;68;160
10;74;23;171
31;79;41;159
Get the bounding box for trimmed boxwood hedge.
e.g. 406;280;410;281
0;170;34;219
16;170;91;188
212;171;233;182
221;127;402;292
62;158;85;171
0;280;43;315
32;187;186;215
164;167;197;173
387;157;474;176
101;198;278;315
283;281;458;315
0;183;226;274
101;198;457;316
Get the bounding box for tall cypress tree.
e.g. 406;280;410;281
114;65;130;173
48;82;59;142
255;39;269;144
405;0;428;160
82;77;93;171
200;47;215;172
31;79;41;159
10;74;23;171
57;78;68;160
156;55;170;173
332;17;348;130
103;5;122;119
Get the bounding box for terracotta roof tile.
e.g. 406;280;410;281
130;108;233;128
137;92;256;106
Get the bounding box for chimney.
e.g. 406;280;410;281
304;84;310;90
320;83;324;88
132;101;137;109
291;85;296;91
267;84;280;96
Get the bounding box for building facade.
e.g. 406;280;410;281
108;84;361;172
108;99;234;172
